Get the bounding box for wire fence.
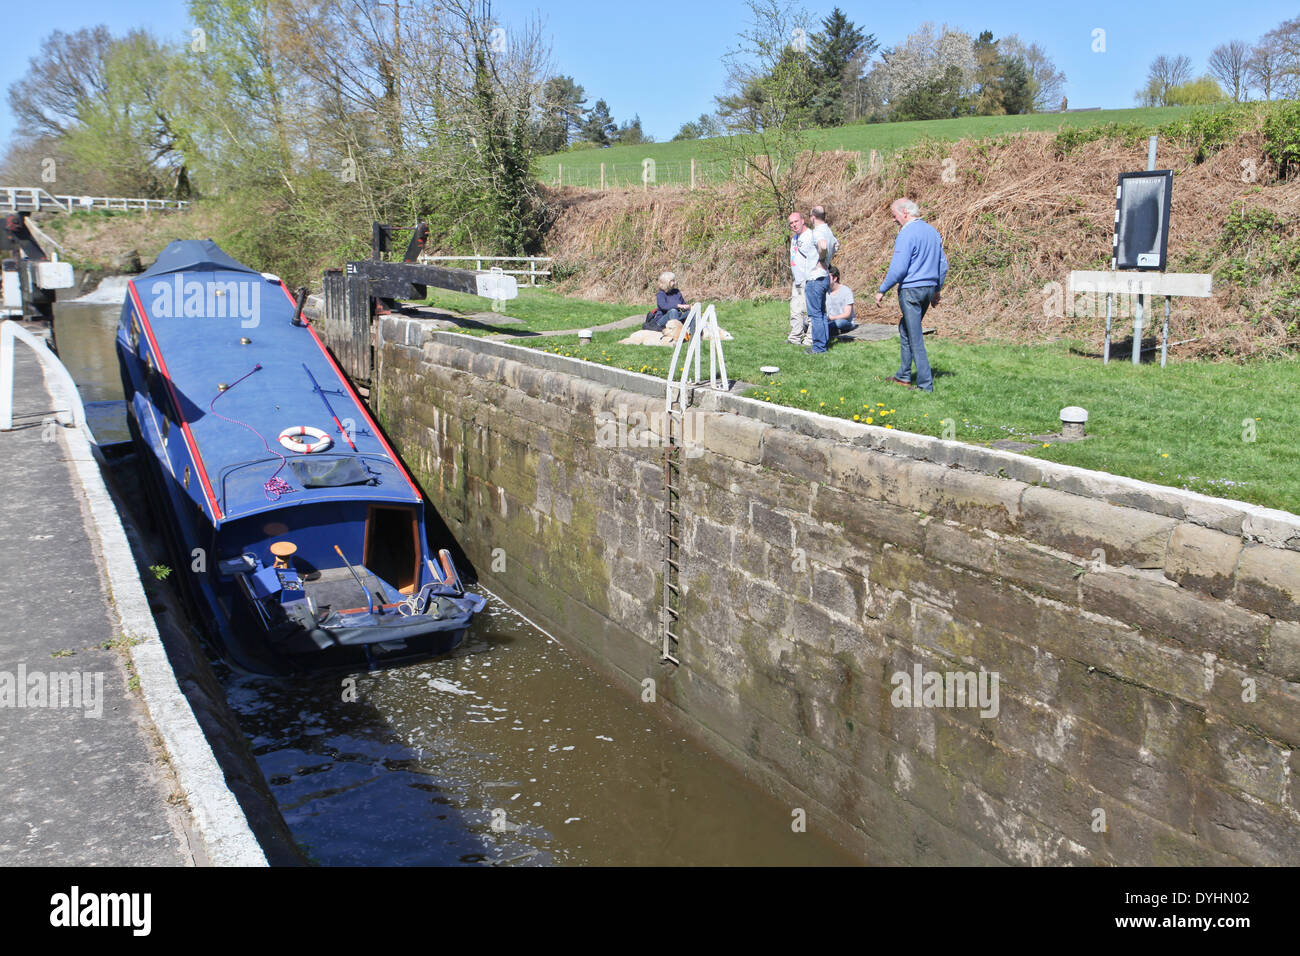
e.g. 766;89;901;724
548;157;733;190
547;151;886;191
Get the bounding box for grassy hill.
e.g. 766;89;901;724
538;106;1199;187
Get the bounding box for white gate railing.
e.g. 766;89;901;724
417;254;552;286
0;320;90;440
0;186;190;213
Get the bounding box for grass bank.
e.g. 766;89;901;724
461;294;1299;514
538;106;1198;187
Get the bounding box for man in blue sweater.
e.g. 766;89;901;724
874;198;947;392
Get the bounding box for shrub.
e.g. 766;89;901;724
1262;100;1300;177
1158;105;1251;164
1052;122;1148;158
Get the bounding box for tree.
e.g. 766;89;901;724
715;0;818;256
998;56;1034;114
419;1;552;255
971;30;1002;115
895;64;966;120
1000;35;1066;112
1137;54;1193;106
613;114;652;145
580;99;616;145
808;7;876;126
537;75;586;152
1208;40;1249;102
1166;75;1226;106
1247;38;1283;99
863;22;975;119
7;27;115;138
1263;15;1300;98
672;113;720;140
6;25;193;197
64;30;194;197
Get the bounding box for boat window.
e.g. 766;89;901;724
129;315;141;351
364;505;419;594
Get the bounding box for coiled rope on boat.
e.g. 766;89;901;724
208;363;296;501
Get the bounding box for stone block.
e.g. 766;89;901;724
759;428;830;485
994;538;1083;604
1081;569;1268;667
932;468;1025;533
923;520;996;574
699;412;766;465
1164;523;1243;598
1267;619;1300;681
1234;544;1300;621
1020;486;1176;568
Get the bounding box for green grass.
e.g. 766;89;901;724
488;294;1299;514
538;106;1198;187
421;286;642;335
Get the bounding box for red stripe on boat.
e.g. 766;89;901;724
128;280;224;522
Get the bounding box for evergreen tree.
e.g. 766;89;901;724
537;75;586;152
808;7;877;126
972;30;1003;115
613;114;652;145
580;99;616;145
998;56;1035;113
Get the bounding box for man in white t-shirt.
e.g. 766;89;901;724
826;265;858;337
803;205;840;353
787;211;817;345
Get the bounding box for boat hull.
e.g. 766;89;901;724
113;245;483;676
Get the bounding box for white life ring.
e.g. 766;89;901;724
279;425;333;454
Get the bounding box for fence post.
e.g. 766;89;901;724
557;162;562;187
600;162;605;190
690;158;696;190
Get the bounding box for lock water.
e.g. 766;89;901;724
54;298;859;866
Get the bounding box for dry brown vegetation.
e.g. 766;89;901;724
38;120;1300;359
545;128;1300;358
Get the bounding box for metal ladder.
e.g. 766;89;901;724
661;397;684;664
659;302;728;665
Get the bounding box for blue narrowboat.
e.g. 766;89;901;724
116;239;485;674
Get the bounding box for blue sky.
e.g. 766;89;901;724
1;0;1294;146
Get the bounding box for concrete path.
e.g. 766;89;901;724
0;346;194;865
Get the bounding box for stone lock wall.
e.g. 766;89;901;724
374;318;1300;865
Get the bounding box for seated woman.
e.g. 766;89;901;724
826;265;859;337
646;271;689;331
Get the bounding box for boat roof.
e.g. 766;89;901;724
124;240;422;526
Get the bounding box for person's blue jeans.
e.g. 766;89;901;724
895;285;936;391
805;276;830;352
829;317;855;335
648;307;683;331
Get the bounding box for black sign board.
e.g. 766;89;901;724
1112;170;1173;271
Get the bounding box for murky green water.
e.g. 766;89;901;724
58;296;861;866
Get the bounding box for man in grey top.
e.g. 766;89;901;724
787;210;816;345
804;205;839;353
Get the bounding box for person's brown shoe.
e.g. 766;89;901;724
885;376;915;389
